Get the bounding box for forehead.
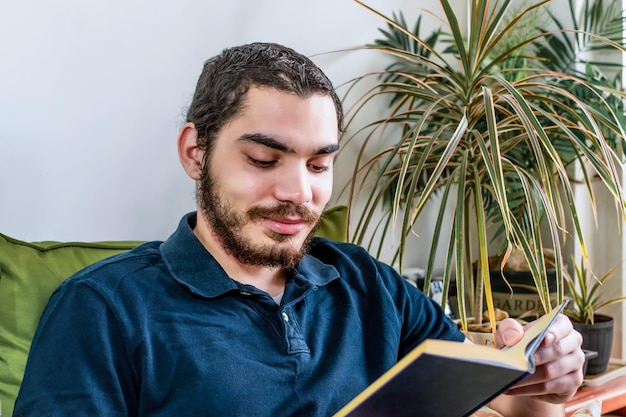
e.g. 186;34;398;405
223;87;340;152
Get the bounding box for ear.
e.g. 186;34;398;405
178;122;204;180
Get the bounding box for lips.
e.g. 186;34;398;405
263;216;308;235
247;205;319;236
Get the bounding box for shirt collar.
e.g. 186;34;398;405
160;212;340;299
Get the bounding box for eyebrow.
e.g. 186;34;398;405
238;133;340;155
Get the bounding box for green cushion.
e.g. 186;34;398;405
317;205;348;242
0;206;347;417
0;236;142;417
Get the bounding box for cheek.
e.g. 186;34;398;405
313;175;334;207
223;175;266;203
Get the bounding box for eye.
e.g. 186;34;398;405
308;156;333;173
248;156;276;168
309;163;330;174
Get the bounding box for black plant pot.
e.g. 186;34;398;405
488;269;558;318
572;314;614;375
582;349;598;376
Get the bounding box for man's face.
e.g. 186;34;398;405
198;87;339;268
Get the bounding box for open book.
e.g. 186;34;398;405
334;301;568;417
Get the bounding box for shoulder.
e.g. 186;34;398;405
309;237;388;270
58;241;166;297
40;241;174;340
306;237;418;309
78;240;162;275
308;237;464;346
308;237;403;287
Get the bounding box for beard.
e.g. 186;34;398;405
197;170;321;268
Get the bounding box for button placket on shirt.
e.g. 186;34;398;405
280;305;310;354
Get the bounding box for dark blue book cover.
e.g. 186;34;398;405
334;301;567;417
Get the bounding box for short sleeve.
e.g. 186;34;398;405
375;261;465;357
14;280;136;417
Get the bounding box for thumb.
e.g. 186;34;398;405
496;319;524;348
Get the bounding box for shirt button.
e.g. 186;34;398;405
282;312;289;322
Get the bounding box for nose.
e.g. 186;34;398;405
274;164;313;206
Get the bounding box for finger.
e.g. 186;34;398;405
505;368;583;403
501;315;585;404
534;326;583;366
509;344;584;406
496;318;524;348
517;346;585;388
537;315;575;347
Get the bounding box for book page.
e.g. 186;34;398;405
502;301;568;370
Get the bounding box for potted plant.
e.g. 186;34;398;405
339;0;626;336
485;249;559;319
564;257;626;374
489;0;626;320
483;0;626;320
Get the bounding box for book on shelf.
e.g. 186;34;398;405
583;358;626;386
333;301;568;417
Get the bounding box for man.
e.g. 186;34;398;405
14;42;584;416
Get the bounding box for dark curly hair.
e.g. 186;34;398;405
186;42;343;159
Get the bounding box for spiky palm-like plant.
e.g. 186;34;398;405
340;0;626;333
565;258;626;325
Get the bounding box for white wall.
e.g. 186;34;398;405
0;0;433;242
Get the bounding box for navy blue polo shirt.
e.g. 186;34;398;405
15;213;464;417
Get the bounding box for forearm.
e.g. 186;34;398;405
489;394;565;417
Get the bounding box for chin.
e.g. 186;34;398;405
268;233;304;246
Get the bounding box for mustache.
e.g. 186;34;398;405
247;204;319;224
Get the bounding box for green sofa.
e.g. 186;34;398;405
0;206;347;417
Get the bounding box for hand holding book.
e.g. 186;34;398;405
335;301;584;417
493;301;586;410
